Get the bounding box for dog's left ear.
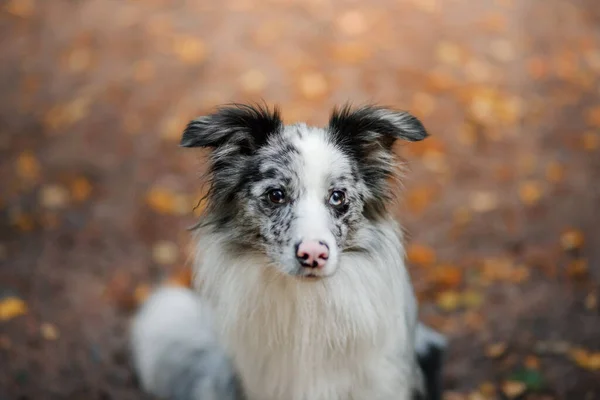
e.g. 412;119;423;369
180;104;283;153
328;105;428;151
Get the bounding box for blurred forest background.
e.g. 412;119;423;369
1;0;599;399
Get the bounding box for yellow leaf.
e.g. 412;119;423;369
40;323;59;340
146;187;191;215
501;381;526;398
469;191;498;213
0;297;28;321
436;290;461;312
545;161;564;183
581;131;599;151
336;10;367;36
485;342;507;358
172;36;207;65
4;0;34;18
584;291;597;311
436;41;463;66
299;72;329;100
461;289;484;308
16;151;40;181
239;69;268;94
134;284;152;305
152;240;179;265
560;228;585;251
518;181;543;206
566;259;588;279
490;39;516;62
39;184;70;209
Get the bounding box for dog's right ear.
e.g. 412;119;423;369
180;104;283;153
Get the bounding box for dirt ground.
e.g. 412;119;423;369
1;0;599;399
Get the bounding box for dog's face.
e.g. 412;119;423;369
181;104;427;279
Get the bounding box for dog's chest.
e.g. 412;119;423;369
207;278;412;400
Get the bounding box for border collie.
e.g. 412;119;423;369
131;104;447;400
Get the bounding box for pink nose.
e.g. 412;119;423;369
296;240;329;268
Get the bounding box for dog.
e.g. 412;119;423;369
130;104;447;400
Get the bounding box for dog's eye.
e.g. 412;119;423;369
328;190;346;208
267;189;286;204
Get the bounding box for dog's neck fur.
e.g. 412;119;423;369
192;217;422;400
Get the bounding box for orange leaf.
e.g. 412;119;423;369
407;243;437;267
560;229;585;251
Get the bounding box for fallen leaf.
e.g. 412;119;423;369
40;323;60;341
146;187;191;216
336;10;367;36
332;42;371;64
66;47;93;73
525;355;540;370
410;0;439;13
172;36;207;65
569;347;600;370
509;368;545;390
501;381;526;398
0;297;28;321
453;207;472;225
479;13;507;33
4;0;34;18
166;267;193;288
407;243;437;267
566;259;588;279
437;290;461;312
134;284;152;305
104;272;136;312
39;185;70;209
469;191;498;213
152;240;179;265
16;151;40;181
406;185;437;214
584;291;597;311
478;381;496;397
133;60;155;82
560;228;585;251
431;264;463;288
490;39;516;62
527;57;549;80
585;106;600;127
298;72;328;100
485;342;507;358
443;392;467;400
545;161;564;183
436;41;463;66
518;181;543;206
70;177;92;202
581;131;598;151
462;289;484;308
239;69;268;94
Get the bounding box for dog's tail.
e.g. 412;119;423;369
130;286;245;400
415;322;447;400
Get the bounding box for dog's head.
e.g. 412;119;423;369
181;104;428;279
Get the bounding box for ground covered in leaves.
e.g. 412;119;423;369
1;0;599;399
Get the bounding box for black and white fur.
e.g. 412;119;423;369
130;104;447;400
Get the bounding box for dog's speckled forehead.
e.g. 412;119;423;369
179;103;428;218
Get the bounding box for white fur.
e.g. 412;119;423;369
193;219;422;400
